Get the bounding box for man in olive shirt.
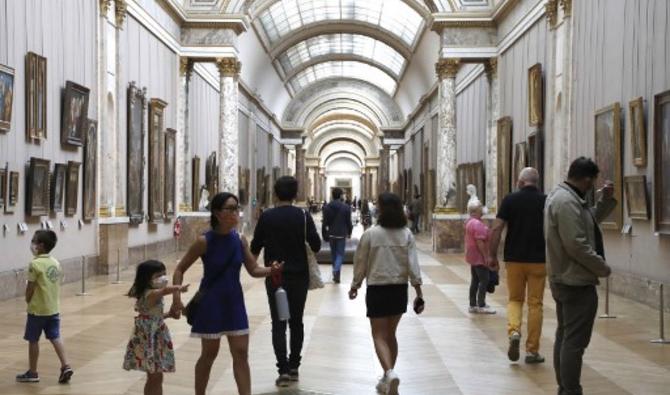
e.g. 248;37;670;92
490;168;547;364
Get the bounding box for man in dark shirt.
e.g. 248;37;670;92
489;167;547;364
321;187;353;283
250;176;321;386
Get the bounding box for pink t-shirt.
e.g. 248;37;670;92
465;217;489;266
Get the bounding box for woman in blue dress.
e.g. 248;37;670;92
170;192;282;395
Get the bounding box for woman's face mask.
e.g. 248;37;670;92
151;275;168;289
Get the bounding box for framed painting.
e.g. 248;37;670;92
513;142;528;189
83;119;97;221
496;117;512;208
594;102;623;230
61;81;90;146
65;161;80;217
27;157;51;217
206;152;217;198
0;64;15;132
50;163;67;212
528;63;543;127
192;156;200;211
164;128;176;219
25;52;47;141
6;170;18;214
624;175;649;220
238;166;247;205
456;164;467;213
127;82;146;224
148;98;167;223
0;164;6;210
654;90;670;234
629;97;647;167
472;161;485;205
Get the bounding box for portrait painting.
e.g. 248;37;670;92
27;157;51;217
83;120;97;221
6;170;18;214
192;156;200;212
624;175;649;220
0;64;15;132
65;161;80;217
594;102;623;230
528;63;543;127
61;81;90;146
0;164;6;210
654;90;670;234
148;98;167;223
127;82;146;224
50;163;67;212
629;97;647;167
164;128;176;219
513;142;528;189
25;52;47;140
496;117;512;209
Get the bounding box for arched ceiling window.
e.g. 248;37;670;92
289;61;396;95
277;33;406;77
258;0;424;47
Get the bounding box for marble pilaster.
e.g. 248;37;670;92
485;58;499;212
295;144;306;202
177;57;193;211
435;58;460;211
379;144;390;193
216;58;241;195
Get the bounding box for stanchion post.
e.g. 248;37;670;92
76;256;90;296
651;283;670;344
599;277;616;319
112;248;122;284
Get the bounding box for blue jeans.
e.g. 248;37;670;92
329;238;346;273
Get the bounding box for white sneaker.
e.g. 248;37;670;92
375;375;388;393
468;306;479;313
478;305;496;314
385;369;400;395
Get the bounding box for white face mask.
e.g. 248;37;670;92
30;243;39;256
151;275;168;289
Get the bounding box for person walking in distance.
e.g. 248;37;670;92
545;157;616;395
322;187;353;283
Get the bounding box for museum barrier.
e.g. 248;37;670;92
599;277;616;319
651;283;670;344
76;256;90;296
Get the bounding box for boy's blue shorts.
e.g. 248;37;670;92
24;314;60;342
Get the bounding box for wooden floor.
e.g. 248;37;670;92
1;233;670;395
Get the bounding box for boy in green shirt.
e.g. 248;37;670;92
16;230;74;384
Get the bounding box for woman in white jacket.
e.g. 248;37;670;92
349;192;424;395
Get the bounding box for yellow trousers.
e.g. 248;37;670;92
506;262;546;353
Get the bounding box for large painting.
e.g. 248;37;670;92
27;157;50;217
594;103;623;230
496;117;512;209
205;152;217;199
654;90;670;234
0;64;15;132
513;142;528;189
624;175;649;220
61;81;90;146
6;170;18;214
192;156;200;211
148;98;167;223
50;163;66;212
164;128;176;219
629;97;647;167
528;63;543;127
25;52;47;141
127;82;146;224
65;161;80;217
83;120;97;221
0;164;6;210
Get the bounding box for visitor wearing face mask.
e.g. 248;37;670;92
123;260;189;395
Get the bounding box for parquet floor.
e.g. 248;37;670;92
1;228;669;394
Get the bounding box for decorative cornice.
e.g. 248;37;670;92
179;57;193;78
115;0;127;28
435;58;461;80
216;57;241;78
100;0;113;16
545;0;558;29
182;20;247;35
560;0;572;18
432;17;496;31
484;57;498;79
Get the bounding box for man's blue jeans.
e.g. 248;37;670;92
329;238;346;273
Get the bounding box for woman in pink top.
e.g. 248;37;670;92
464;200;496;314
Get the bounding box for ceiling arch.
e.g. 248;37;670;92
324;152;364;168
288;60;397;95
307;128;380;159
283;54;400;84
308;110;379;135
316;136;370;157
312;121;377;142
319;141;368;167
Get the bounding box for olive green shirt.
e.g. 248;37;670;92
27;254;62;316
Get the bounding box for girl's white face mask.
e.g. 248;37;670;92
151;275;168;289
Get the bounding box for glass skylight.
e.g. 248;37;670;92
289;61;397;95
278;33;406;77
258;0;423;46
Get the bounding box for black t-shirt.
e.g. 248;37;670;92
496;186;547;263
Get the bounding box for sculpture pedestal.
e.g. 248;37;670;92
432;213;495;253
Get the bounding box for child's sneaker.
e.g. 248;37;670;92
59;365;73;384
375;375;388;393
16;370;39;383
468;306;479;313
385;369;400;395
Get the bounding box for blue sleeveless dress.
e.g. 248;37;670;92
190;230;249;338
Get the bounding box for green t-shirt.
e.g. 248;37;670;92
27;254;62;316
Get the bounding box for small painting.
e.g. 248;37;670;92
164;128;176;219
25;52;47;140
629;97;647;167
654;90;670;234
496;116;512;208
0;64;15;132
6;170;18;214
61;81;90;146
624;175;649;220
65;161;80;217
27;157;51;217
50;163;67;212
528;63;543;127
594;102;623;230
0;164;6;209
83;120;97;221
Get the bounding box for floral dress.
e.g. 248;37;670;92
122;292;175;373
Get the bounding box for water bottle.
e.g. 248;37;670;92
275;287;290;321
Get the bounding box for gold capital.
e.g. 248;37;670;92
560;0;572;17
216;58;241;78
179;57;193;78
115;0;127;28
435;58;460;80
484;57;498;79
545;0;558;29
100;0;113;15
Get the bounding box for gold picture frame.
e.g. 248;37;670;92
27;157;51;217
0;64;15;132
528;63;543;127
624;175;649;220
653;90;670;234
629;97;647;167
65;161;80;217
25;52;47;141
594;103;623;230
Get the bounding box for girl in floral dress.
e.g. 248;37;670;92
123;260;189;395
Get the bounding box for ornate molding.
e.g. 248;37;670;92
545;0;558;29
100;0;113;16
435;58;461;80
216;57;241;78
560;0;572;18
115;0;127;28
431;18;496;31
484;57;498;79
179;57;193;78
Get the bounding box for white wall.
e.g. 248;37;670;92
395;30;441;116
326;158;362;200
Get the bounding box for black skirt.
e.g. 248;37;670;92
366;284;408;318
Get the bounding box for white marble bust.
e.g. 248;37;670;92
466;184;488;214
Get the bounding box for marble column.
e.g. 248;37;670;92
177;57;193;212
435;58;460;211
315;168;322;202
485;58;499;211
216;58;241;195
295;144;306;202
379;144;390;193
98;1;115;217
